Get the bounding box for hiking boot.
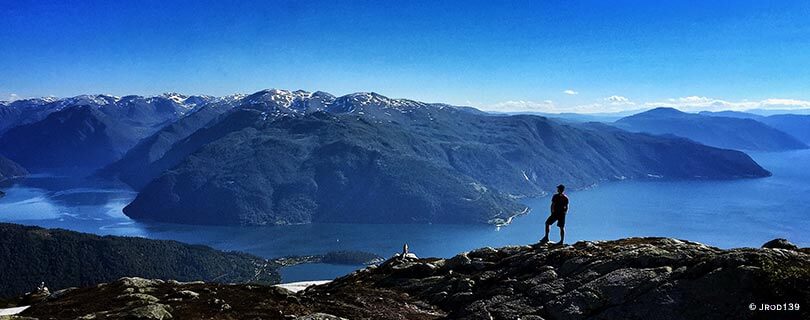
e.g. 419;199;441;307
539;236;549;244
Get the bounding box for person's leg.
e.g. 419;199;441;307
542;223;550;241
559;226;565;244
541;215;553;242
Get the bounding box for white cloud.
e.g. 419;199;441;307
485;100;556;112
605;95;634;105
563;89;579;95
477;94;810;114
483;100;638;113
6;93;20;102
646;96;810;112
481;93;640;113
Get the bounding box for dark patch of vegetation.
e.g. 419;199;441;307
0;223;279;298
757;254;810;302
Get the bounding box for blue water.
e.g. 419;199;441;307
1;151;808;282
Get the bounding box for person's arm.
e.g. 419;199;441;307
564;196;569;213
550;195;555;213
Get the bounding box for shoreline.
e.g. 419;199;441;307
490;206;531;227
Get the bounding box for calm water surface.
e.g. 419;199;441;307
1;151;808;281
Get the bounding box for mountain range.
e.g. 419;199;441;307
615;107;808;151
1;90;778;226
99;95;242;188
0;94;228;170
699;110;810;144
121;90;769;226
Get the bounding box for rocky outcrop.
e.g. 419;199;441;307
15;238;809;319
272;251;385;267
761;238;799;250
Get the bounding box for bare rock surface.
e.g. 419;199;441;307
16;238;809;320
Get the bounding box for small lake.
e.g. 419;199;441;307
1;151;808;282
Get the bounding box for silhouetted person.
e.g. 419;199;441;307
540;184;569;245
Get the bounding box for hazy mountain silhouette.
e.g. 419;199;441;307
700;110;810;144
616;107;808;151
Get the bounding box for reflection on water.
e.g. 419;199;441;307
0;175;135;224
1;150;809;281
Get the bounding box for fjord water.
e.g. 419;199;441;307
1;151;808;282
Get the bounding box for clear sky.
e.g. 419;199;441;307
2;0;810;113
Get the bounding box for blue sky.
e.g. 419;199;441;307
2;0;810;112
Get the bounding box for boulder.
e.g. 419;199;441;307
110;304;173;319
761;238;799;250
117;277;164;289
445;252;473;270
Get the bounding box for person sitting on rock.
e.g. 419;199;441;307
540;184;569;245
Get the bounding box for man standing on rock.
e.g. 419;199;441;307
540;184;569;245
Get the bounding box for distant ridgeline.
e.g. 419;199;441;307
616;107;809;151
0;223;279;298
698;110;810;145
1;90;772;226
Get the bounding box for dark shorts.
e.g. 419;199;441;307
545;212;566;227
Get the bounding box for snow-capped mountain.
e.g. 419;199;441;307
0;93;222;135
101;88;481;187
231;89;473;125
0;89;469;134
0;93;235;170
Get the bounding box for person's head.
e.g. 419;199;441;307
557;184;565;194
